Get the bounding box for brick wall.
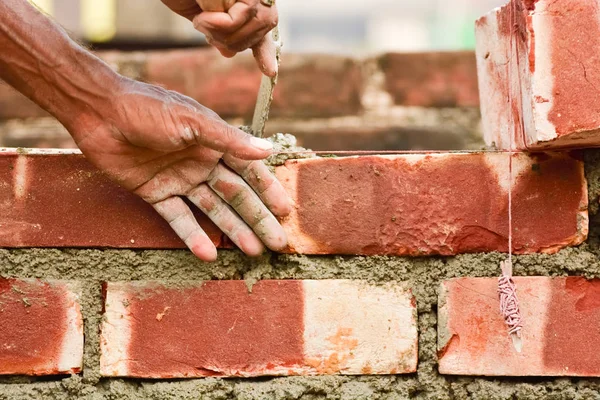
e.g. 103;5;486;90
1;146;600;399
0;48;483;151
4;25;600;398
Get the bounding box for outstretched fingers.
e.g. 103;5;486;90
207;163;288;251
187;184;266;256
152;196;218;262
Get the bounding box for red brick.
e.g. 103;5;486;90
0;278;83;375
476;0;600;150
100;280;417;378
145;49;363;118
275;152;587;256
0;149;222;249
439;277;600;376
379;52;479;108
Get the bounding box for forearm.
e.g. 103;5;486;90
0;0;121;136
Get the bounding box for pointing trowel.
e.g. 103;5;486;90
249;27;281;138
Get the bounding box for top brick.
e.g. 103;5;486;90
0;148;588;256
476;0;600;150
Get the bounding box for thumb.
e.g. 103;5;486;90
193;116;273;159
252;35;277;78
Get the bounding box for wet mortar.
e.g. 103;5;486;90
1;149;600;399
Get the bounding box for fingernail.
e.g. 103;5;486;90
251;137;273;151
268;65;278;78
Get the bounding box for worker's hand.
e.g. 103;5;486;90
69;77;291;262
161;0;278;77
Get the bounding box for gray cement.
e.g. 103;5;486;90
1;150;600;399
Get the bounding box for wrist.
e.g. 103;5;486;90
45;47;124;137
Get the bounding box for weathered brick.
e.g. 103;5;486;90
476;0;600;150
0;278;83;375
145;49;364;119
439;277;600;376
275;152;587;256
0;149;222;249
379;52;479;108
100;280;417;378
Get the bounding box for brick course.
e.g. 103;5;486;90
0;8;598;394
0;49;481;122
0;149;587;256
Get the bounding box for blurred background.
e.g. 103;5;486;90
0;0;509;151
28;0;505;52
